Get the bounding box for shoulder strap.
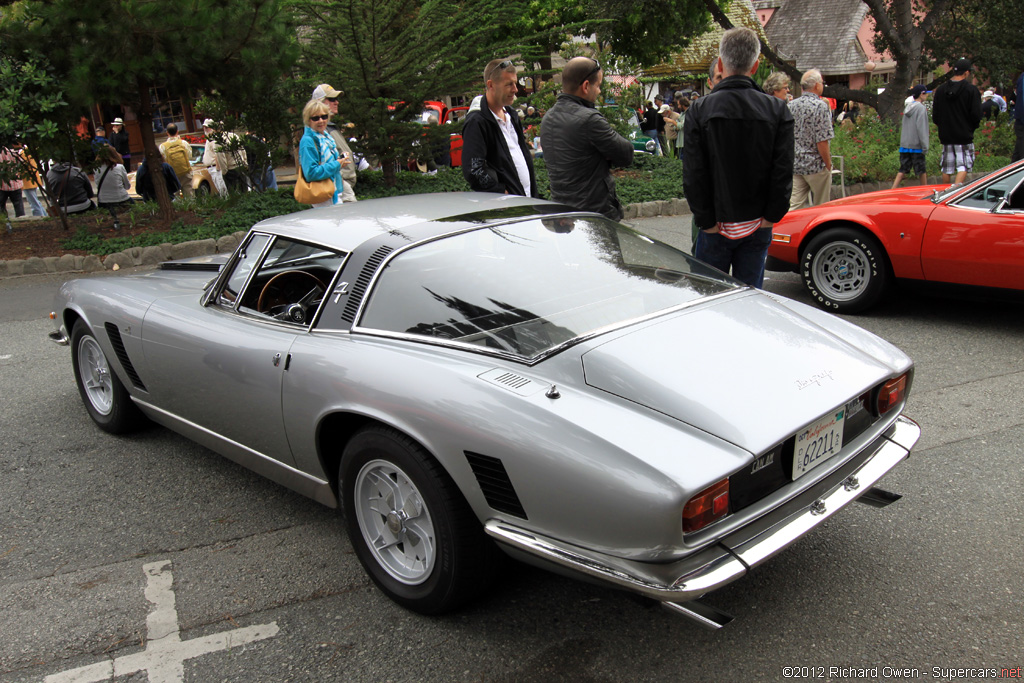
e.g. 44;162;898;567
97;165;112;192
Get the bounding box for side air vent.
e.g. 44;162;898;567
465;451;528;519
104;322;147;390
341;245;393;323
477;368;546;396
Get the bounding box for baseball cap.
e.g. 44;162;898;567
658;104;671;113
908;85;927;98
312;83;342;100
952;58;972;74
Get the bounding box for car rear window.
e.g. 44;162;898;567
358;216;736;359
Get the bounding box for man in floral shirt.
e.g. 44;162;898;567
788;69;833;210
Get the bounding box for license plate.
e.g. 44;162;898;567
792;408;845;480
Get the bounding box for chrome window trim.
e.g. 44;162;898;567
352;288;744;366
349;212;735;327
203;230;274;308
345;213;739;363
206;231;351;332
947;164;1024;211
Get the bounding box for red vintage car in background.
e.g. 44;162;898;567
418;101;471;167
766;161;1024;313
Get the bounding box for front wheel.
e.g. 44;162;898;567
340;426;498;614
801;227;891;313
70;320;147;433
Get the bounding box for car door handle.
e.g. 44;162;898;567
272;353;281;367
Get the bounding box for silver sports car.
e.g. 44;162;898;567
50;193;920;628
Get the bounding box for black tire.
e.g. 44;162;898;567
801;227;891;313
70;320;147;434
196;181;211;197
340;426;498;614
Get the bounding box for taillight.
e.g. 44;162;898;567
682;479;730;533
876;373;909;415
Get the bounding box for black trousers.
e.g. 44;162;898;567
1013;120;1024;163
0;188;25;217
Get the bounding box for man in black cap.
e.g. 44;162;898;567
932;58;982;185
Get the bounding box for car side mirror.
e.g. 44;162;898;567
989;197;1008;213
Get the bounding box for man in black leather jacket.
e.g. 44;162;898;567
683;27;794;287
540;57;634;220
461;59;537;197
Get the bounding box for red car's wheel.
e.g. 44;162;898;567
801;227;891;313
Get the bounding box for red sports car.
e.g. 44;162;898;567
766;162;1024;313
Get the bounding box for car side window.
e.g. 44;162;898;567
218;233;271;306
233;237;346;326
956;168;1024;210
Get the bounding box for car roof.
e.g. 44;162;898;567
250;192;580;254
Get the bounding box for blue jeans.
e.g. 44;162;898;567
695;226;772;288
23;188;46;216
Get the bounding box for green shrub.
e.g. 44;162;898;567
61;190;305;255
831;109;1017;184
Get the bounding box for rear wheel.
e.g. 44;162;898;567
70;320;147;433
195;181;211;197
340;426;498;614
801;227;891;313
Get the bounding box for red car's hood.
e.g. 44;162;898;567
814;185;944;207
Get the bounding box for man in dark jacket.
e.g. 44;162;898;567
683;27;794;288
1014;71;1024;162
461;59;537;197
932;58;982;185
109;118;132;170
540;57;634;220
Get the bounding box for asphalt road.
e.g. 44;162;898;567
1;217;1022;682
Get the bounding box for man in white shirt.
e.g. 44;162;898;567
460;59;537;197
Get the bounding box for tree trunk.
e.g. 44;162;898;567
135;75;175;222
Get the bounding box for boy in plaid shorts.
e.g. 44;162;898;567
893;85;930;189
932;58;982;185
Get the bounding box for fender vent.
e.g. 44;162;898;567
104;322;147;390
478;368;545;396
465;451;528;519
341;245;393;323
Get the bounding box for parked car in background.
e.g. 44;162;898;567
189;143;219;197
50;193;919;627
767;161;1024;313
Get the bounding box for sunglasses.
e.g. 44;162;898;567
326;97;338;103
585;58;601;82
498;60;513;70
310;114;330;122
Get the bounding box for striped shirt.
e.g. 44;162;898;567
717;216;764;240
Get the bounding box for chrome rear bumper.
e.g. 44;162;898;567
486;415;920;615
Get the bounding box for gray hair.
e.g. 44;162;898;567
800;69;823;90
763;72;790;95
719;27;760;75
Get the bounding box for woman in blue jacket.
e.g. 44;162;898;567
299;99;345;207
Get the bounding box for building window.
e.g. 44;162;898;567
149;86;187;134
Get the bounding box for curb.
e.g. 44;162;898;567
0;173;985;280
0;230;249;279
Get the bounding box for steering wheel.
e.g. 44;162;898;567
257;270;326;322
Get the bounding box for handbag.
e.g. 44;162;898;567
294;137;336;204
